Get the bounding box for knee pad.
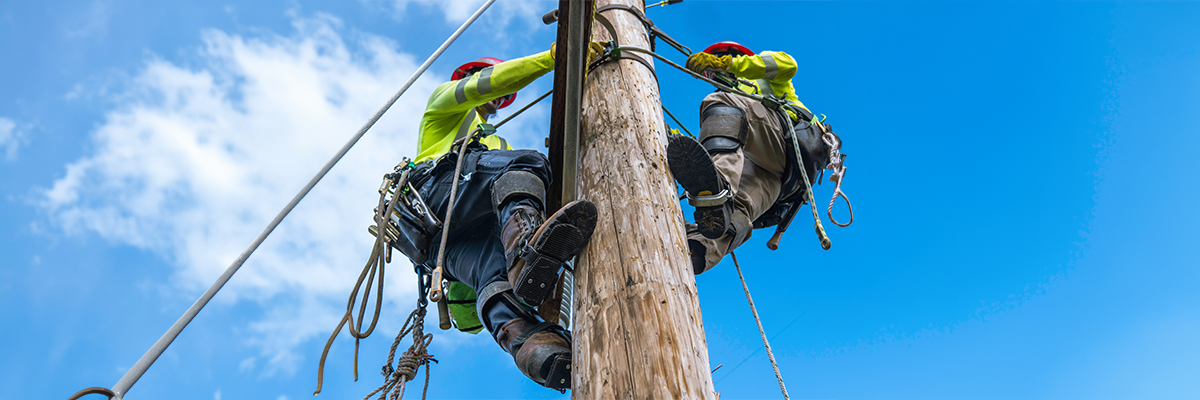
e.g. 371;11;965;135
699;104;748;154
477;280;539;332
491;170;546;213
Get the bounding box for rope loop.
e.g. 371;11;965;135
827;181;854;228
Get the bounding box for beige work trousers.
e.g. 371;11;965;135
692;92;790;273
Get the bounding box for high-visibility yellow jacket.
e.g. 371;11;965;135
727;50;810;122
415;50;556;163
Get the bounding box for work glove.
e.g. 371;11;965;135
685;52;732;74
550;40;608;63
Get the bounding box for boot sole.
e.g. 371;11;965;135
514;200;598;305
666;135;728;239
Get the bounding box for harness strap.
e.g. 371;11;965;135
453;109;479;143
476;280;514;323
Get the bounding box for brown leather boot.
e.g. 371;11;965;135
501;200;598;306
495;318;573;389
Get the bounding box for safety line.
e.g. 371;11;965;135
80;1;498;399
429;88;553;304
731;252;791;400
661;104;693;138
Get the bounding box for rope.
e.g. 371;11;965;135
731;252;790;400
822;131;853;227
779;107;832;250
661;104;694;138
318;85;552;395
428;88;553;303
315;168;405;394
361;308;436;400
608;43;838;249
87;2;499;399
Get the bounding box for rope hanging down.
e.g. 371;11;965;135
592;41;854;250
67;2;498;399
731;252;790;400
362;308;436;400
314;89;553;398
428;89;554;303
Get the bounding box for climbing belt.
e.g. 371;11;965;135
427;90;554;304
577;11;864;398
315;162;420;394
328;7;853;399
592;42;855;250
65;2;498;399
314;88;553;399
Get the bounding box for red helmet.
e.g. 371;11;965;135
702;41;754;57
452;57;515;109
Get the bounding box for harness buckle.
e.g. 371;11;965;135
476;122;496;138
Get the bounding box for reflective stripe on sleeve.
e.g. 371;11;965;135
757;79;776;98
762;53;778;80
454;78;470;104
477;67;494;95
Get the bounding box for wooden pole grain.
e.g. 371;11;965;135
571;0;716;398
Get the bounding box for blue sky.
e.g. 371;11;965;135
2;1;1198;399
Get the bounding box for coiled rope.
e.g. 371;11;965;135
361;308;435;400
66;2;498;400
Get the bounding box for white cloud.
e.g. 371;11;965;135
41;13;436;375
0;117;24;160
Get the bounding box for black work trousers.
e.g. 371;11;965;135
416;148;552;335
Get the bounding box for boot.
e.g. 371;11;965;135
495;318;573;389
501;200;598;306
688;238;708;275
667;134;734;239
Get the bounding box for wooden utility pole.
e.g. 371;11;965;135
571;0;716;398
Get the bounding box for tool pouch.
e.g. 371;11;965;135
385;162;441;265
753;201;793;229
777;111;831;204
388;195;438;265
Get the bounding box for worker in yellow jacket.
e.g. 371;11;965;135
668;41;832;274
406;44;601;389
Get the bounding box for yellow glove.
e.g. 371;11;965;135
550;41;609;63
685;52;731;74
586;40;606;63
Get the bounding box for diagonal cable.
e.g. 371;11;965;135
97;1;497;398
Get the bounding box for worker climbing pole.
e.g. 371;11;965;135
569;0;717;398
66;0;857;397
